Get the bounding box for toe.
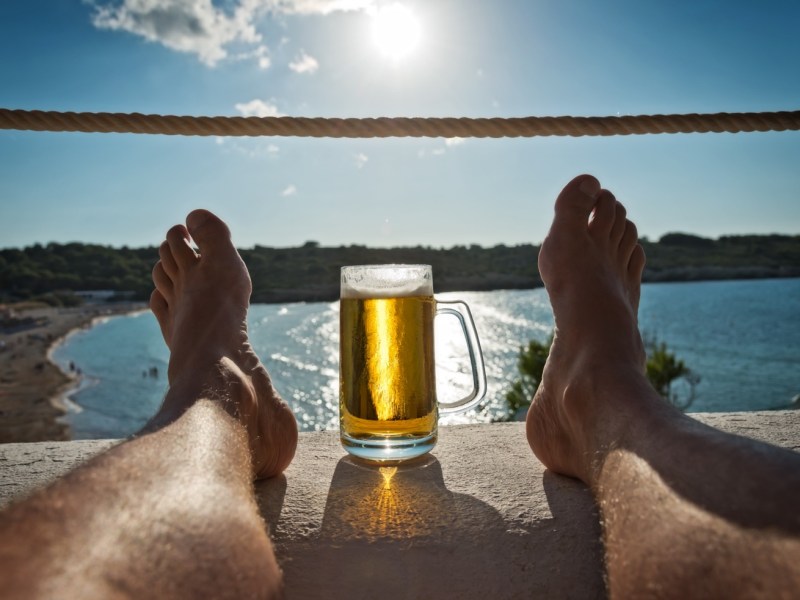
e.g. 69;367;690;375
609;201;627;246
150;288;168;318
628;243;646;279
186;209;236;258
166;224;197;269
588;190;617;237
152;261;173;299
553;174;601;228
619;219;639;264
159;241;179;278
627;243;645;315
149;289;170;342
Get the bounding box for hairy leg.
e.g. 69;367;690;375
0;210;298;599
527;175;800;598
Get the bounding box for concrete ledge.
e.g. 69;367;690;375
1;412;799;598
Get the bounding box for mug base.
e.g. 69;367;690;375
340;431;437;462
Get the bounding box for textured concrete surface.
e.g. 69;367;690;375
1;412;799;599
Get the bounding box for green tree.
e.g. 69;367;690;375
504;336;552;419
504;334;699;420
644;338;700;410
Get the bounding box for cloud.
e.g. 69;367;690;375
90;1;376;67
231;44;271;69
281;184;297;196
354;152;368;168
235;99;284;117
444;137;466;147
91;0;263;67
418;140;460;158
265;0;375;15
215;139;281;159
289;49;319;74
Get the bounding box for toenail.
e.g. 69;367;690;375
579;178;600;198
187;210;212;230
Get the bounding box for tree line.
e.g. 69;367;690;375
1;233;798;305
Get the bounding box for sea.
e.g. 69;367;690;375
52;278;800;439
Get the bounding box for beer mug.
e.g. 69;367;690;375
339;264;487;461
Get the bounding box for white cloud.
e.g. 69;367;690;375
231;44;271;69
235;99;284;117
281;184;297;196
215;139;281;159
418;142;456;159
91;0;263;67
289;49;319;73
354;152;368;168
265;0;375;15
90;1;376;67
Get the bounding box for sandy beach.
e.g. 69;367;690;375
0;302;146;443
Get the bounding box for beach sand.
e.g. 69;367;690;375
0;302;146;443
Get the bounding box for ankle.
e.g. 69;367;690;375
561;365;670;485
154;356;255;428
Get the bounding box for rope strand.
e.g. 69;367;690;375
1;108;798;138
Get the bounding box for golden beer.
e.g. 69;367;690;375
339;295;438;455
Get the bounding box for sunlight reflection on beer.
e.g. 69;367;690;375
368;299;396;421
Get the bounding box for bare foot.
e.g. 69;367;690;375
148;209;298;479
526;175;663;484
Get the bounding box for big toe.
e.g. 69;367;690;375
186;209;236;257
553;174;601;229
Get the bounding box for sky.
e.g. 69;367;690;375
0;0;798;250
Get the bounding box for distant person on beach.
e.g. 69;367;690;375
0;175;798;598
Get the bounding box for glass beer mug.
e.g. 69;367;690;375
339;264;487;461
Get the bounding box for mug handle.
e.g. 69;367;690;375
435;300;488;415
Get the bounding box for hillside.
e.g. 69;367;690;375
1;233;798;305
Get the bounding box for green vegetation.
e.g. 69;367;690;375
0;243;158;306
644;336;700;410
503;335;699;420
504;336;553;420
641;233;800;282
1;233;798;305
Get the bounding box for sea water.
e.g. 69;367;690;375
51;278;800;439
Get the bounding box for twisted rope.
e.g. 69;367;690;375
1;108;798;138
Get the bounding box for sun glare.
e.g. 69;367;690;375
372;3;421;61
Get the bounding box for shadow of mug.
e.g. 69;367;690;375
314;456;514;598
253;455;606;598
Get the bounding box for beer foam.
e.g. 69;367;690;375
341;264;433;299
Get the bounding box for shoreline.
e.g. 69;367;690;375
0;302;146;443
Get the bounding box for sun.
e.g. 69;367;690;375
372;3;421;61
